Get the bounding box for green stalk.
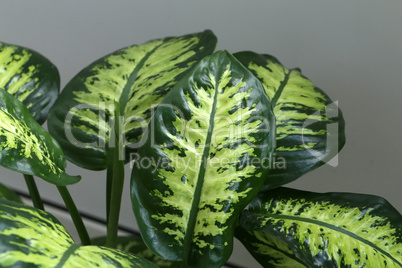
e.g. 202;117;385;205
105;154;124;248
105;102;125;248
23;174;44;210
106;165;113;225
57;186;91;245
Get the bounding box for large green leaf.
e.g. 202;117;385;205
0;42;59;125
234;52;345;189
48;30;217;170
131;50;276;267
236;187;402;267
92;236;176;268
0;89;80;186
0;199;158;267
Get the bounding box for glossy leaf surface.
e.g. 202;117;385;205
48;30;217;170
131;51;275;267
236;187;402;267
0;42;59;125
92;236;175;268
235;52;345;189
0;89;80;186
0;199;158;267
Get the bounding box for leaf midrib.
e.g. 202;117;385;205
118;44;162;115
269;69;292;108
182;76;220;264
264;213;401;267
55;244;80;268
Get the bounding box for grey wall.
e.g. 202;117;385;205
1;1;401;266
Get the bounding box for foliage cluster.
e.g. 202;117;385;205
0;30;400;267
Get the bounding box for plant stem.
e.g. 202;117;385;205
57;186;91;245
105;156;124;248
23;174;44;210
105;102;125;248
106;166;113;225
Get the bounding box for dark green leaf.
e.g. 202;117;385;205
0;42;59;125
0;183;23;204
48;30;217;170
0;199;158;267
0;89;80;186
131;50;276;267
236;187;402;267
235;52;346;189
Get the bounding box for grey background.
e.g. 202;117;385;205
1;1;401;267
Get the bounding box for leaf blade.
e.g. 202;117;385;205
92;236;176;268
63;246;158;268
234;52;346;189
131;50;275;267
0;199;158;268
48;30;217;170
237;187;402;267
0;42;59;124
234;229;307;268
0;89;80;186
0;199;74;266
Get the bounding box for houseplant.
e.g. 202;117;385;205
0;30;400;267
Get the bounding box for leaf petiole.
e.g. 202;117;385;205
57;185;91;245
105;102;125;248
23;174;44;210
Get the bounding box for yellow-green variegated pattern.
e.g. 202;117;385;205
234;52;346;190
237;187;402;267
235;227;306;267
0;42;59;125
0;89;80;186
47;30;217;170
131;51;276;268
0;199;158;268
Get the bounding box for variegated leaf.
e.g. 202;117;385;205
234;52;345;189
62;246;158;268
131;51;276;267
0;89;80;186
0;182;23;204
0;42;59;125
237;187;402;267
235;229;306;267
0;199;158;267
92;236;176;268
48;30;217;170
